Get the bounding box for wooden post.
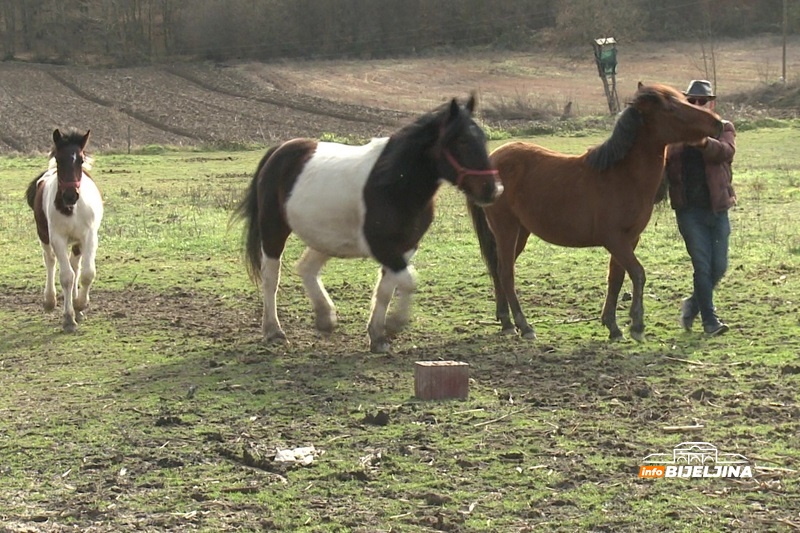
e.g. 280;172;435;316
783;0;788;84
414;361;469;400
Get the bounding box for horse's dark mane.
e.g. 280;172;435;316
585;105;643;172
370;101;465;187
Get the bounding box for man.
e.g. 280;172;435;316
665;80;736;336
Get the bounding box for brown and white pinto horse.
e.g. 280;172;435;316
25;129;103;332
468;83;723;341
236;95;502;353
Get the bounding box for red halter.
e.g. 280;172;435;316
442;149;499;188
57;178;81;192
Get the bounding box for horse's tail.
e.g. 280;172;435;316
466;198;500;282
25;173;45;209
654;171;669;206
233;146;279;284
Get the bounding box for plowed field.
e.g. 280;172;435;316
1;36;797;153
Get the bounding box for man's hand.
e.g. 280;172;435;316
688;137;709;149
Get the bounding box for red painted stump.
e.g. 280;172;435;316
414;361;469;400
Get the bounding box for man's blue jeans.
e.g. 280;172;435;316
676;207;730;328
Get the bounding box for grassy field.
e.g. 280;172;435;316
1;125;799;532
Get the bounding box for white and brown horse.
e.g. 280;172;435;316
235;95;502;353
25;129;103;332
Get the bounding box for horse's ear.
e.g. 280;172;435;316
637;81;644;90
466;93;477;114
449;98;460;119
53;128;62;144
81;130;91;149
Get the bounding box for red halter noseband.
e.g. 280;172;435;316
57;178;81;192
442;149;499;188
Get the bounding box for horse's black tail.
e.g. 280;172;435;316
233;146;279;284
25;172;45;209
653;171;669;206
466;198;500;283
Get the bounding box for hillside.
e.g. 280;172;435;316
0;36;797;154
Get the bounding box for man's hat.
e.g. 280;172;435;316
683;80;716;99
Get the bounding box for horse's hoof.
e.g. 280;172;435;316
315;320;336;334
63;321;78;333
385;315;409;336
43;299;56;312
75;311;85;323
500;327;517;336
313;310;337;333
370;339;391;354
630;329;645;342
608;330;624;341
265;331;287;344
521;329;537;340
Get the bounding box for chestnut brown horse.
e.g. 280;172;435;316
468;83;723;341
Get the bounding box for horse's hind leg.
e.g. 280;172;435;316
261;254;286;342
492;220;535;339
259;204;292;343
368;266;414;353
601;256;626;340
41;243;57;312
296;247;336;333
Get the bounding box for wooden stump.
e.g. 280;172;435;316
414;361;469;400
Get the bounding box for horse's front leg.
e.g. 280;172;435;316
74;240;96;320
494;228;535;339
52;240;77;332
601;256;626;340
385;249;418;335
605;242;646;341
40;243;57;312
296;247;336;333
368;266;414;353
627;258;646;342
70;244;82;307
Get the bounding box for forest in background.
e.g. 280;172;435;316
1;0;797;65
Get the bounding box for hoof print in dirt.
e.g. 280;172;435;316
154;415;185;427
363;410;390;426
781;364;800;375
688;388;715;401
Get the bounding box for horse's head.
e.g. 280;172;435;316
435;95;503;206
52;128;91;206
631;83;723;145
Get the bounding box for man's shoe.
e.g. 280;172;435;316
704;322;729;337
679;298;696;331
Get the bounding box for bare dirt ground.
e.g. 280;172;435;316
1;35;797;154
